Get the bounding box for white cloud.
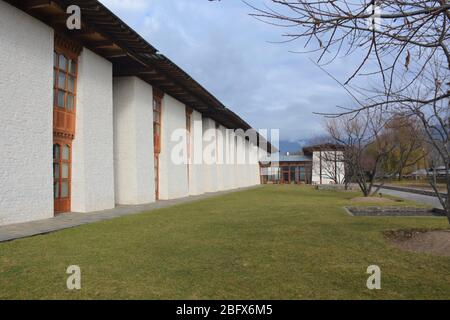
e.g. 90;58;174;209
97;0;354;143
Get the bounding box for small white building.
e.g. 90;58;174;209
0;0;270;226
304;144;346;185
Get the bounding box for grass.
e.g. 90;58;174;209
0;185;449;300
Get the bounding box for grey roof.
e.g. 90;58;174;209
278;155;312;162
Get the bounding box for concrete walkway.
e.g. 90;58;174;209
0;186;259;243
379;188;443;209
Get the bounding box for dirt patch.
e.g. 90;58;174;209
350;197;394;203
384;229;450;257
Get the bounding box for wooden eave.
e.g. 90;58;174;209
5;0;274;152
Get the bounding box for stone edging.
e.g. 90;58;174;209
344;206;446;217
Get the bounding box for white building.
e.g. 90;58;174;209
306;145;346;185
0;0;270;226
260;144;346;185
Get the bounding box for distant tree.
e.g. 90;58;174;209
382;114;427;180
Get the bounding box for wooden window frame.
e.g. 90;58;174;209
153;88;164;200
53;35;81;214
153;88;163;155
277;162;313;184
53;48;78;113
53;44;79;139
215;123;220;163
154;154;160;200
186;107;193;162
186;107;193;185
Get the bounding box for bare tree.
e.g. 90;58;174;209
247;0;449;109
382;114;427;180
249;0;450;221
320;149;347;184
326;110;394;196
401;67;450;222
306;135;348;185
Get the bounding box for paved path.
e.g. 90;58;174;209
379;188;443;209
0;186;259;243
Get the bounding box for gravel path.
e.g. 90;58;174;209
379;188;443;209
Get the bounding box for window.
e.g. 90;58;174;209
53;36;80;214
154;154;159;200
53;142;71;202
53;51;77;112
153;88;164;200
290;167;296;183
299;167;306;182
153;89;163;155
186;107;193;185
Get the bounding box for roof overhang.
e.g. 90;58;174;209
303;143;345;154
5;0;274;152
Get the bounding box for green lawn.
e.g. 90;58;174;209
0;185;449;299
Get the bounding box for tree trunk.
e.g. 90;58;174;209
446;182;450;225
398;168;403;181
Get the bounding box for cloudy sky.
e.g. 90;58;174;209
99;0;355;151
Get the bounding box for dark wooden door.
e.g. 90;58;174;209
53;140;72;213
154;154;160;200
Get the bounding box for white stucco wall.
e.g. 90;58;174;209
189;110;204;195
71;49;115;212
312;152;323;184
243;139;252;187
222;129;234;190
311;150;345;185
250;143;261;185
158;94;189;200
0;2;54;226
230;131;239;189
233;133;261;188
202;118;219;193
235;134;247;188
113;77;155;205
216;125;226;191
